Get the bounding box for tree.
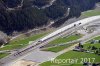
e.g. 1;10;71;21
79;42;84;48
0;0;100;34
0;31;10;46
95;50;98;54
98;40;100;43
91;46;97;50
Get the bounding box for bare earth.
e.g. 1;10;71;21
11;60;37;66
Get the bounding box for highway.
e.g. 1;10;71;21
0;16;100;66
39;15;100;42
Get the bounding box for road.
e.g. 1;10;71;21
0;22;81;66
41;0;56;9
0;16;100;66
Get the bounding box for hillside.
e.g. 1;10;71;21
0;0;100;34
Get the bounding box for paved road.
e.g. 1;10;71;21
0;18;100;66
0;23;79;66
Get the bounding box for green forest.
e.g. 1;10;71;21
0;0;100;34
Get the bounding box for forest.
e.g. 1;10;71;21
0;0;100;34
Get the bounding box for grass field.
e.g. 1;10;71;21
42;34;82;52
84;36;100;49
81;8;100;17
42;44;73;52
49;34;82;45
40;51;100;66
40;36;100;66
94;36;100;40
0;32;49;50
0;53;9;59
